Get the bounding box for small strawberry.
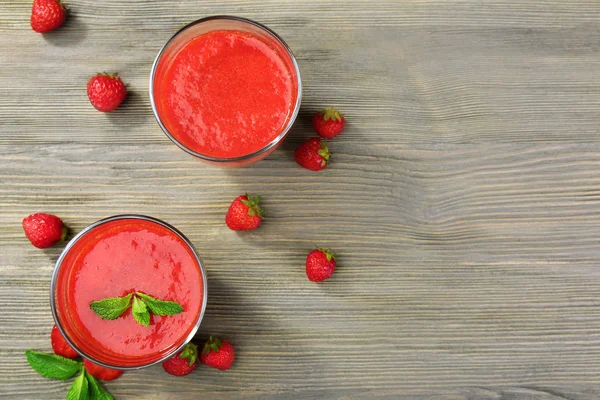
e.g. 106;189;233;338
30;0;66;33
84;359;123;381
225;194;265;231
162;343;198;376
22;213;67;249
200;337;235;371
50;324;78;359
306;248;337;282
87;73;127;112
313;108;345;139
294;138;330;171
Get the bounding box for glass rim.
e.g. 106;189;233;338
148;15;303;163
50;214;208;370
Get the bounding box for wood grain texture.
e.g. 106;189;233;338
1;0;600;399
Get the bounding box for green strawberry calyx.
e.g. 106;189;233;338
179;343;198;366
318;247;336;262
321;107;343;122
317;140;330;167
60;226;68;242
241;194;266;218
97;72;120;80
202;336;223;355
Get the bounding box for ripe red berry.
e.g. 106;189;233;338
22;213;67;248
162;343;198;376
306;248;337;282
50;324;78;359
87;73;127;112
313;108;345;139
200;337;235;371
294;138;330;171
30;0;66;33
83;360;123;381
225;194;266;231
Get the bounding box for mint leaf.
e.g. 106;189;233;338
66;370;89;400
86;371;114;400
25;350;81;380
132;296;150;326
90;293;132;320
137;293;184;316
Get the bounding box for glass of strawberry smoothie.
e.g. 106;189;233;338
150;16;302;166
51;215;207;370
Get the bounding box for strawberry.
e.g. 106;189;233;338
50;324;78;359
200;337;235;371
225;194;265;231
30;0;66;33
294;138;330;171
87;73;127;112
306;248;336;282
22;213;67;249
83;359;123;381
162;343;198;376
313;108;345;139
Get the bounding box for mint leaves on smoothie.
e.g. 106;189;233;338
89;293;132;320
131;295;150;327
90;292;183;327
25;350;114;400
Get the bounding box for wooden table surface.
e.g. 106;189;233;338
2;1;600;399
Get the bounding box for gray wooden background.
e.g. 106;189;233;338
1;1;600;399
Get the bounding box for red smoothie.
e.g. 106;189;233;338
153;29;299;159
53;217;204;368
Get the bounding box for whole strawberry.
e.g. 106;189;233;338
22;213;67;248
31;0;66;33
294;138;330;171
50;324;78;359
313;108;345;139
200;337;235;371
162;343;198;376
306;248;336;282
225;194;265;231
84;359;123;381
87;73;127;112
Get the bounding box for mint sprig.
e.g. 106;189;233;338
85;370;114;400
90;293;132;320
25;350;81;380
26;350;114;399
66;369;88;400
131;295;150;327
90;291;183;327
137;292;184;316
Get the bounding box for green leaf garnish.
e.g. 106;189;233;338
131;296;150;327
86;370;114;400
89;293;132;320
90;291;183;327
136;292;184;316
66;369;89;400
25;350;82;380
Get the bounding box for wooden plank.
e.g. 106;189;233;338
1;0;600;398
